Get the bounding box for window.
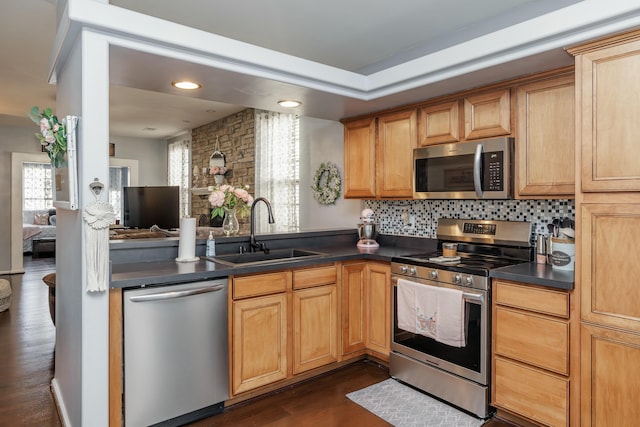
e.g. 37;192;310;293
255;110;300;232
168;139;191;218
109;166;130;222
23;162;53;210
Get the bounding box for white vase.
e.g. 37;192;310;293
214;175;224;185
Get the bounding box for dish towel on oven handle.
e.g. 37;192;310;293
397;278;417;334
396;278;466;347
436;286;466;347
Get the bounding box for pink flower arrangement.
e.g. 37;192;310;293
208;184;254;219
209;166;228;176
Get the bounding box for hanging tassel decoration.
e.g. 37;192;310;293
83;181;115;292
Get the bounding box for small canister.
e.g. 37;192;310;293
536;235;547;264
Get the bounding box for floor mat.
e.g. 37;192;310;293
346;378;485;427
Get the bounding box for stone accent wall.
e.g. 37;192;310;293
191;108;255;233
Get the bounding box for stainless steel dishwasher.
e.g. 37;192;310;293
124;279;228;426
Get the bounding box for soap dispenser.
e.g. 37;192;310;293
206;231;216;257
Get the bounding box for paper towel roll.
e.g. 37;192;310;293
176;217;199;262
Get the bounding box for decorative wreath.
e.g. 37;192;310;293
311;162;341;205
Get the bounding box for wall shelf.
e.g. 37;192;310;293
191;187;213;196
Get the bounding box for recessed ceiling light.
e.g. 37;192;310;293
278;100;301;108
172;80;201;90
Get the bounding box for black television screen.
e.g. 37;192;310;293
123;186;180;229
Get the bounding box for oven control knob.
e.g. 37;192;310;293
408;267;417;275
465;276;473;285
400;265;408;274
453;274;462;284
429;270;438;279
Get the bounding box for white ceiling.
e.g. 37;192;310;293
3;0;639;140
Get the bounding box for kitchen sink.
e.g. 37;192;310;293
209;248;325;267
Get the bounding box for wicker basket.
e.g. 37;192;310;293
0;279;12;312
42;273;56;325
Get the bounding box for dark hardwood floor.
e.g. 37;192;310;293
0;256;514;427
0;255;60;426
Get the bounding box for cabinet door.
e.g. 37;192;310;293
581;323;640;426
494;357;568;427
293;284;338;374
232;293;288;395
463;89;511;140
376;110;417;198
577;38;640;192
516;75;575;197
581;203;640;332
341;262;366;356
344;117;376;198
365;262;391;359
418;101;459;145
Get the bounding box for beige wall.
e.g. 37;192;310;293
0;123;45;273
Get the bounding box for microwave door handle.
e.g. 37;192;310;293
473;143;483;197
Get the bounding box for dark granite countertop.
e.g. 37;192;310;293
490;262;574;290
110;242;421;289
110;230;574;291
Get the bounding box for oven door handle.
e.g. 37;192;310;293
463;292;484;305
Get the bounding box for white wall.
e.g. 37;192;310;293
51;30;111;426
299;116;361;230
109;135;168;185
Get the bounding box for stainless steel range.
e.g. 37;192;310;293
390;218;533;418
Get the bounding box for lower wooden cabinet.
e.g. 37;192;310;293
231;264;339;396
580;323;640;426
232;293;288;395
492;279;571;427
341;261;391;361
494;357;568;427
341;262;367;357
293;284;338;374
365;262;391;358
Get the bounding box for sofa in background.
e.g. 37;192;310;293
23;208;56;253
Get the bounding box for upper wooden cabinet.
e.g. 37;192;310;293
343;117;376;198
417;89;511;147
516;75;575;197
376;110;417;198
463;89;511;140
418;101;459;146
571;32;640;192
343;110;416;199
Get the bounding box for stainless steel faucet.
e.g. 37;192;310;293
249;197;275;252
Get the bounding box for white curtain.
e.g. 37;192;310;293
168;139;191;218
255;110;300;233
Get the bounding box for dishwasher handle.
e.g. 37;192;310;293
128;284;225;303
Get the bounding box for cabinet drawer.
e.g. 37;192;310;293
233;271;291;299
495;307;569;375
293;264;337;289
494;280;569;318
494;357;568;427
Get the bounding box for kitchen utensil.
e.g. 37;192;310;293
559;227;575;239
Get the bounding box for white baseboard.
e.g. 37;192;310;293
51;378;72;427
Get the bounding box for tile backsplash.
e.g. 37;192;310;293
364;199;575;240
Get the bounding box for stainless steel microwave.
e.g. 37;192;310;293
413;137;514;199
